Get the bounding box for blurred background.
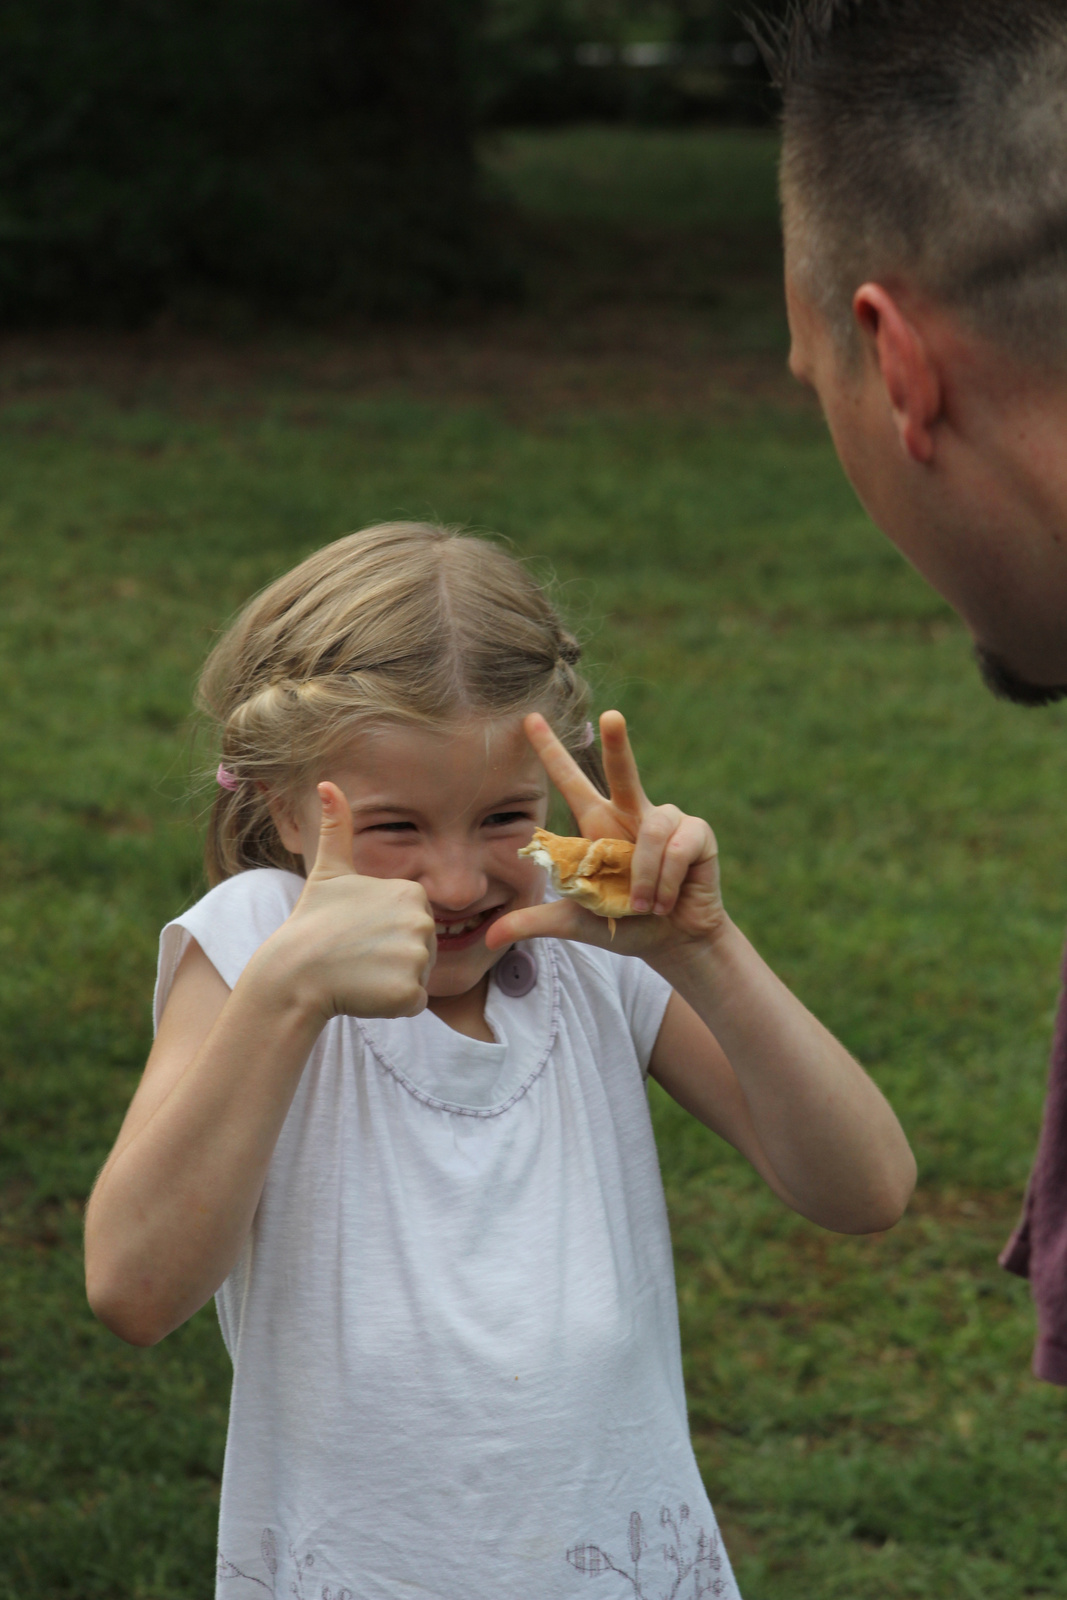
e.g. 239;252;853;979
0;0;781;326
2;5;1067;1599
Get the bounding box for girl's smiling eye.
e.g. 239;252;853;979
366;820;418;834
483;809;534;828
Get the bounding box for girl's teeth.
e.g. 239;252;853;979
435;914;487;938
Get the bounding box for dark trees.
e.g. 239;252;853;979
0;0;504;322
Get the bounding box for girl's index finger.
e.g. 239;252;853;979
523;713;604;816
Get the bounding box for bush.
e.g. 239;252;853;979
0;0;509;324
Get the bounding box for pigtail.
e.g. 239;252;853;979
550;627;610;800
204;763;304;886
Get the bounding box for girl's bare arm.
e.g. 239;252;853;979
85;784;435;1347
85;939;326;1345
488;711;916;1235
646;938;916;1234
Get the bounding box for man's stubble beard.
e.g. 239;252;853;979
974;644;1067;707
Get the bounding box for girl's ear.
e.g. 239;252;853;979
264;788;305;856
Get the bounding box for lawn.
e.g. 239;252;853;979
3;127;1067;1600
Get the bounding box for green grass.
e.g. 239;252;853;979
485;125;790;352
3;127;1067;1599
485;125;783;231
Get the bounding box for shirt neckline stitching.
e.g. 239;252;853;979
355;942;561;1118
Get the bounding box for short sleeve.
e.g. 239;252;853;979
611;955;674;1076
153;867;304;1032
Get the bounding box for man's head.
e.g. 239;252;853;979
767;0;1067;370
755;0;1067;701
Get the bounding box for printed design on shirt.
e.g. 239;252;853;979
217;1527;354;1600
566;1504;728;1599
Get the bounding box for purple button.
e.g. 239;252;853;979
495;948;538;998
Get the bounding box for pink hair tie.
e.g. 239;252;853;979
580;720;595;748
216;763;240;791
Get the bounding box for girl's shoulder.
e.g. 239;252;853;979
549;939;674;1077
154;868;304;1026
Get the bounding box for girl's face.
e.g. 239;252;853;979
276;717;551;1002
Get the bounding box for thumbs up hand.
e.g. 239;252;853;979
277;782;437;1028
305;780;368;887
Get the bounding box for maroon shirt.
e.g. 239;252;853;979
1000;947;1067;1385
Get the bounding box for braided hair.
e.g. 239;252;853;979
198;523;605;883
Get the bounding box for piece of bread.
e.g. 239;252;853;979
519;828;636;920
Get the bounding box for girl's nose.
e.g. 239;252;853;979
420;848;488;912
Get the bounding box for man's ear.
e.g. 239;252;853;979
853;283;942;464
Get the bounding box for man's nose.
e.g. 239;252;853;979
421;847;488;911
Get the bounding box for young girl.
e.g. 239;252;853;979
85;522;915;1600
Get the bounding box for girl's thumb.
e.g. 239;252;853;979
311;782;357;878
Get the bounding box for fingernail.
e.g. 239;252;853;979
631;896;650;914
654;902;667;916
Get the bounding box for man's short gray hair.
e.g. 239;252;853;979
754;0;1067;365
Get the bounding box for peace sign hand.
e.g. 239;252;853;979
485;711;727;963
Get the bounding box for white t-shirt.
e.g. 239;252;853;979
155;868;741;1600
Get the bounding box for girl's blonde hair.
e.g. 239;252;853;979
198;522;604;884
